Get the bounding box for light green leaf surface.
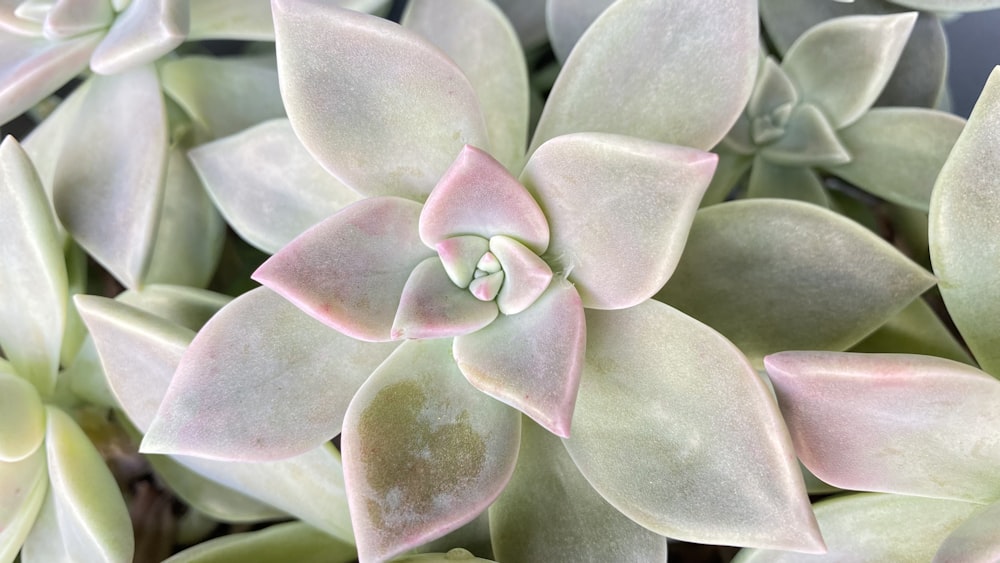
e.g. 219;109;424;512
746;158;830;207
657;199;935;366
43;0;113;39
734;493;981;563
766;352;1000;504
929;66;1000;378
848;297;973;365
757;103;850;167
59;242;88;367
544;0;612;63
0;372;46;462
188;0;274;41
52;65;167;289
144;147;225;287
522;133;715;309
89;0;188;75
143;287;398;461
273;0;489;200
342;339;521;562
22;77;91;205
701;148;751;207
392;258;499;340
189;119;360;254
781;13;916;129
0;136;66;395
0;449;47;563
530;0;758;153
164;522;356;563
891;0;1000;10
490;418;667;562
831;108;964;211
44;407;133;562
935;499;1000;563
566;300;823;552
0;32;99;125
117;284;230;332
21;486;70;563
402;0;528;172
160;56;285;142
392;549;495;563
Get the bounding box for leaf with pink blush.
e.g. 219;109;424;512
521;133;715;310
530;0;758;152
420;146;549;254
490;418;667;562
436;236;490;289
342;338;521;562
392;258;499;340
734;493;982;563
402;0;529;172
566;300;824;552
765;351;1000;504
89;0;189;75
489;235;552;316
42;0;113;39
139;287;398;462
0;32;100;125
929;66;1000;377
273;0;489;201
254;197;434;342
454;279;585;437
935;499;1000;562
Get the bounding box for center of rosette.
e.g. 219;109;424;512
469;251;505;301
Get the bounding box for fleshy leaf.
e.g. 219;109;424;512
0;32;99;125
530;0;758;152
141;287;398;461
273;0;489;200
393;550;495;563
891;0;1000;9
521;133;715;310
454;279;585;437
44;406;134;562
116;284;230;331
491;418;666;561
392;258;499;340
189;119;360;254
254;197;434;342
831;108;964;211
89;0;189;75
436;236;490;289
849;297;974;365
929;66;1000;377
402;0;528;171
780;12;916;129
734;493;981;563
160;55;284;142
43;0;113;39
935;499;1000;563
0;372;46;462
419;145;549;254
746;157;830;207
758;103;850;167
747;58;798;121
188;0;274;40
144;147;225;287
0;136;66;395
162;522;357;563
656;199;935;366
766;351;1000;504
545;0;612;63
701;148;751;207
342;338;521;562
0;448;47;563
52;64;167;289
489;235;552;315
565;300;823;551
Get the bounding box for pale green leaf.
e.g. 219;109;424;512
117;284;230;331
490;418;667;562
59;241;88;367
700;148;751;207
521;133;715;309
0;33;99;125
89;0;188;75
272;0;489;200
392;549;496;563
849;297;974;365
757;103;850;167
0;449;47;563
935;499;1000;563
163;522;356;563
656;199;936;366
142;287;397;461
544;0;612;63
342;339;521;562
891;0;1000;10
43;0;113;39
746;157;830;207
188;0;274;41
44;406;133;562
830;108;964;211
52;65;167;289
929;66;1000;377
566;301;824;552
530;0;758;153
0;372;46;462
22;77;92;206
766;352;1000;504
188;119;360;254
402;0;529;171
780;12;916;129
734;493;981;563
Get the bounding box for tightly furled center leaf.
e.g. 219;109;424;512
436;235;553;310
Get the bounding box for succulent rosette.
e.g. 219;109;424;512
140;0;826;561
